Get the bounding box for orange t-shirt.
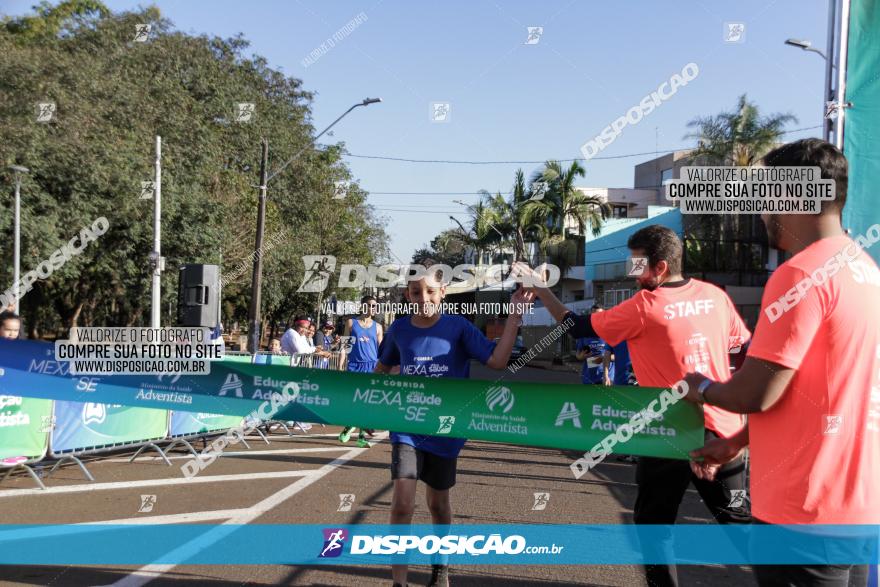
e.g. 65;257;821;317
592;279;750;438
747;235;880;524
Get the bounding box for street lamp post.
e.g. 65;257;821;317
784;37;838;142
8;165;30;314
246;98;382;353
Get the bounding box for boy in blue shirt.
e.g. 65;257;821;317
375;260;533;587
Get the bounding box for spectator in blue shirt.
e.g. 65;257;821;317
575;304;613;385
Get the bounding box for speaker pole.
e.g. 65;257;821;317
247;138;269;354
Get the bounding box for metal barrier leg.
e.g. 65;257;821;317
1;465;47;490
46;456;95;482
266;421;293;437
129;442;173;466
251;427;270;445
164;438;200;459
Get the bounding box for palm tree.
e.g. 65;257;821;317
685;94;796;166
446;200;501;266
523;160;610;240
683;95;796;279
519;160;610;278
477;169;544;262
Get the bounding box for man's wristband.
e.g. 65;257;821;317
697;378;714;404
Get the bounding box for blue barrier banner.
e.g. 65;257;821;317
0;524;876;565
51;401;167;454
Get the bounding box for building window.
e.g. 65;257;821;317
595;262;626;280
660;168;674;185
611;204;628;219
604;288;634;307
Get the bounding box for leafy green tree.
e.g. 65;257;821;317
413;229;468;267
0;1;386;337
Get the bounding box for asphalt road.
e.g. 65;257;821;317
0;364;753;587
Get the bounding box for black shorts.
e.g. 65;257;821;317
391;443;457;490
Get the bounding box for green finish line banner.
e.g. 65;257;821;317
0;339;704;459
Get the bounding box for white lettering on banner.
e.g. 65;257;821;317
353;388;402;406
555;402;581;428
28;360;71;376
0;395;29;428
570;382;690;479
135;390;193;405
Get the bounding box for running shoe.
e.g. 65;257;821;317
427;564;449;586
356;437;371;449
338;427;352;443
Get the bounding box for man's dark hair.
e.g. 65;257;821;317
0;310;20;327
762;138;848;213
627;225;683;275
360;294;376;304
591;303;604;312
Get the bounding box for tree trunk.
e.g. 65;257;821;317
67;301;85;331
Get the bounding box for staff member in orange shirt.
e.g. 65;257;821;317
682;139;879;587
515;224;752;587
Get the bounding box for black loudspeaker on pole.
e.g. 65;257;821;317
178;264;220;328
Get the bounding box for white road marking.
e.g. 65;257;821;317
0;509;251;543
107;434;386;587
0;469;315;499
92;509;251;525
103;446;348;463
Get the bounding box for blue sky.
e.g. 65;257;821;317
4;0;830;261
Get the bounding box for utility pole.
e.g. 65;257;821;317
247;138;269;353
7;165;29;314
150;136;163;328
244;99;381;353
